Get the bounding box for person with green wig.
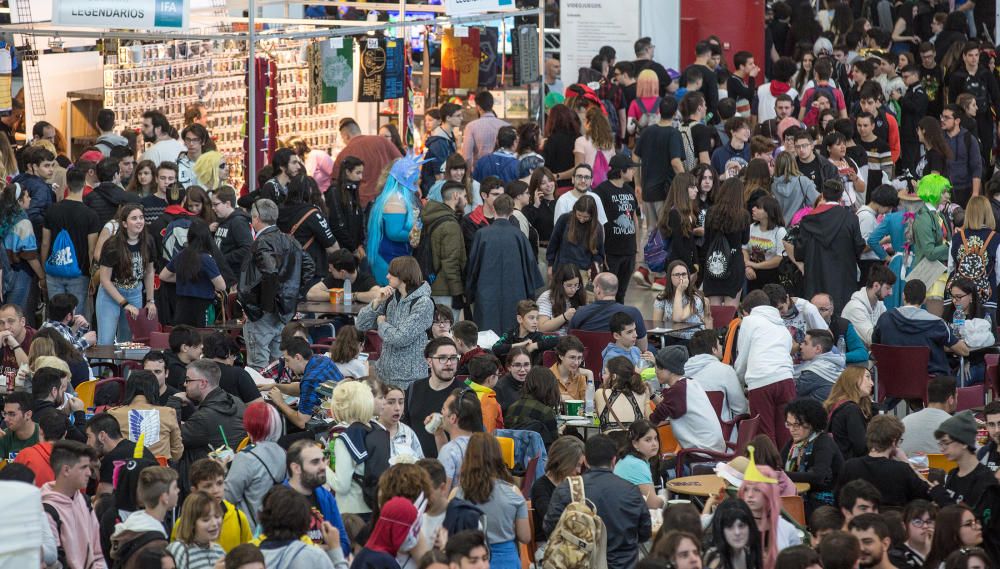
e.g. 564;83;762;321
910;173;952;315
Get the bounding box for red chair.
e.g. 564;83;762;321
869;344;932;403
675;414;761;473
568;329;613;378
955;385;985;411
149;331;170;350
705;390;747;441
709;305;737;330
126;307;162;344
521;455;540;496
365;330;383;361
311;344;330;355
985;353;999;399
93;377;126;407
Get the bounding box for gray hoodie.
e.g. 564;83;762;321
771;174;818;226
96;133;130;156
795;351;845;383
260;539;347;569
224;441;287;527
684;353;749;420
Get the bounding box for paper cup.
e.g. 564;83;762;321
565;400;584;417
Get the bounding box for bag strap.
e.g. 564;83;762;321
568;475;586;504
288;209;317;250
605;390;626;427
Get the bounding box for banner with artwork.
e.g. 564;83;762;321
358;37;405;102
478;27;499;88
441;27;481;90
309;38;353;105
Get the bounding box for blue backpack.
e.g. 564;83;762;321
643;227;670;273
45;229;82;278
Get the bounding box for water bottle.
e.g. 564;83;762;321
836;336;847;356
343;277;352;305
584;376;596;414
954;306;966;338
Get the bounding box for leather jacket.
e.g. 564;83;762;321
238;225;315;322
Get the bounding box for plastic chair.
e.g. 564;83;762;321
705;390;748;441
76;380;98;409
870;344;932;403
525;500;537;564
927;453;957;472
126;307;162;345
658;423;681;457
675;414;761;473
521;455;540;496
985;353;1000;399
365;330;383;361
710;305;737;330
93;377;127;407
781;495;807;526
497;436;515;469
155;456;169;467
149;331;171;350
568;329;613;379
955;385;985;411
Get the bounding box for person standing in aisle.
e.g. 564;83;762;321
593;155;639;303
462;92;510;165
41;167;100;318
140;110;185;167
332;118;403;208
421;102;463;195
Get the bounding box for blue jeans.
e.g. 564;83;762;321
46;274;90;318
6;268;33;308
245;312;285;370
96;285;142;345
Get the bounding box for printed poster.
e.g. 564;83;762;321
441;27;481;90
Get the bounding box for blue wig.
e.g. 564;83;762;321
366;152;427;267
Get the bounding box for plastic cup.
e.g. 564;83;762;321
565;400;584;417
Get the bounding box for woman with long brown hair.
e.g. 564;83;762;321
127;159;157;197
426;152;481;214
703;178;751;306
742;158;773;212
530;436;584;543
96;203;156;344
456;432;531;568
546;194;605;283
660;172;700;274
537;264;588;334
823;366;874;460
524;166;558;245
573;106;615;184
542;104;582;190
595;356;650;432
916;116;953;179
182;185;216;224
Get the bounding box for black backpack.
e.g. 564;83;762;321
704;232;734;280
351;421;392;511
413;214;452;284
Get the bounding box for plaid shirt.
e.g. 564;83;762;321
261;358;297;384
40;321;91;353
298;355;343;417
505;396;559;445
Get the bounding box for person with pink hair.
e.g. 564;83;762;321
224;401;287;526
737;464;803;569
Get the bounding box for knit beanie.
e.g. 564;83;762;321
934;410;978;449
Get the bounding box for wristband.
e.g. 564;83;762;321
119;298;127;307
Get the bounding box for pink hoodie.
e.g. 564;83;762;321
41;482;107;569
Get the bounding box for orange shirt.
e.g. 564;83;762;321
14;442;54;487
551;364;587;400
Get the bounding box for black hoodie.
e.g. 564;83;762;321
84;182;141;226
795;203;864;311
180;387;246;466
214;209;253;276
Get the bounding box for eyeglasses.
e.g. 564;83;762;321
671;272;689;278
510;362;531;369
565;355;584;362
429;355;459;363
183;137;202;144
211;201;223;207
961;519;981;528
433;320;451;327
911;518;935;528
785;420;804;429
574;175;593;180
794;143;812;150
941;114;955;121
183;377;204;384
951;292;969;302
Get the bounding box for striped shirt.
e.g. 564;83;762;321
166;541;225;569
858;137;894;178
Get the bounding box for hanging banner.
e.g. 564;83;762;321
478;27;499;88
383;38;405;100
358;37;388;103
444;0;515;16
441;27;481;90
52;0;189;31
511;25;539;87
560;0;639;85
309;38;354;105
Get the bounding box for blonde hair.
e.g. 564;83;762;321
331;380;375;424
635;69;660;99
964;196;996;230
773;151;802;181
27;338;56;368
32;356;70;378
194;151;224;190
31;139;57;156
824;366;873;419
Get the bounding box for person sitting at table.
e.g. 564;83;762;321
613;419;666;509
327;325;369;379
601;312;656;372
454;320;488;377
259;322;310;389
31;367;87;443
355;255;435;390
465;354;504;434
162;325;204;390
836;414;929;509
505;367;561;445
38;292;96;366
267;338;342;430
824;366;874;460
492;299;559;366
568;273;649;351
550;335;593;401
530;435;585;544
650;345;726;453
142;351;187;416
494;347;531;414
780;397;844;516
594;355;650;432
653;260;713;343
305;249;381;304
33;327;90;388
202;332;262;405
941;277;991;384
0;303;35;379
430;304;454;339
181;359;246;466
684;329;749;423
107;370;184;463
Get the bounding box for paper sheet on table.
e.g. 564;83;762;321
478;330;500;349
247;367;270;386
905;258;947;289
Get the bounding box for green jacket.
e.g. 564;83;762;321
912;206;949;268
422;200;466;296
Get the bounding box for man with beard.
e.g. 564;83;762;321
841;264;896;347
84;413;154;496
978;401;1000;472
284;439;350;556
421;181;468;321
848;514;897;569
402;337;460;458
180;359;245;466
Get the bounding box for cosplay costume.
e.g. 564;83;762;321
367;153;425;286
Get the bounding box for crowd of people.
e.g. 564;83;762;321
3;1;1000;568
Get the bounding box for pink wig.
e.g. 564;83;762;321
737;465;783;569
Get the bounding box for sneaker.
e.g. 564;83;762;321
632;266;653;287
651;277;666;291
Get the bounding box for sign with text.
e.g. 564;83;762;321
561;0;639;85
53;0;189;31
444;0;515;16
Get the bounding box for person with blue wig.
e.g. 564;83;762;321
367;153;425;286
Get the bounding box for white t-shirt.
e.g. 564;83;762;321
553;191;609;226
141;138;186;167
744;224;788;262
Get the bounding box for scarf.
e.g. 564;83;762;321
770;81;792;97
365;496;419;557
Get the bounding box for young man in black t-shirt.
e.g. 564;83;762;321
41;167;100;318
593;155;639;303
305;249;380;303
633;97;685;227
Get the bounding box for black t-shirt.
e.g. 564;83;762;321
634;124;684;202
683;121;717;160
400;377;456;459
592;180;638;256
140;194;168;223
621;83;637;114
44;200;101;275
99;241;147;288
846;145;869;171
321;268;378;292
797;156;822;188
684;63;720;119
100;439;155;484
542;132;578;187
218;363;262;404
